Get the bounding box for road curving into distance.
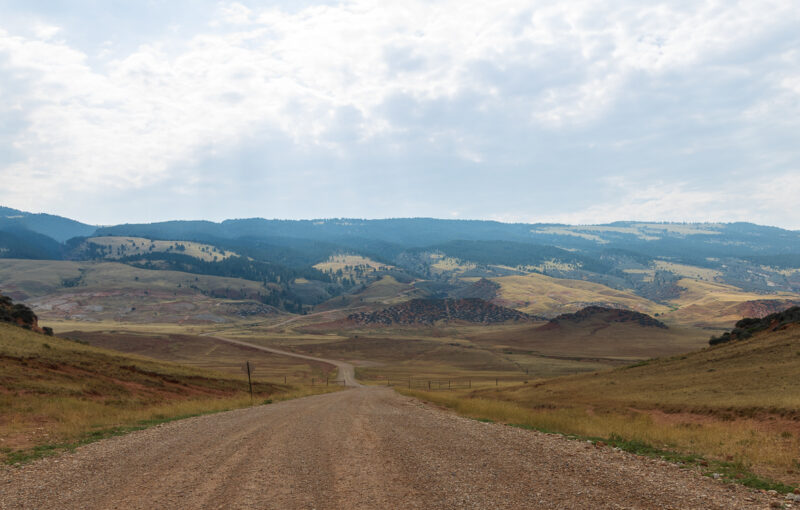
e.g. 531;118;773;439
0;338;778;509
205;335;360;387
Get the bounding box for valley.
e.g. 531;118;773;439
2;210;800;506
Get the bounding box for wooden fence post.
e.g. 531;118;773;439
246;361;253;404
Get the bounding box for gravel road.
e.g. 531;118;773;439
206;335;360;387
0;387;777;509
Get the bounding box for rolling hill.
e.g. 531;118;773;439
0;315;284;460
0;206;96;242
3;205;800;322
487;272;671;318
347;298;533;326
469;306;705;359
426;311;800;486
0;260;284;324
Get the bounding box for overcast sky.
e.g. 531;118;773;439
1;1;798;228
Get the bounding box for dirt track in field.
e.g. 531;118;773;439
205;335;360;387
0;384;777;509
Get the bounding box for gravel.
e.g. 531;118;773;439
0;387;778;509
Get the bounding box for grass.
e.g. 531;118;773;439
61;329;337;383
87;236;238;262
665;278;800;328
489;272;669;318
394;324;800;488
313;254;394;283
0;322;339;464
398;388;797;493
0;259;279;324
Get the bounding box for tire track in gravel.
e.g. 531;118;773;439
1;386;779;510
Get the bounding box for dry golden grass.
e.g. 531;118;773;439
0;322;337;460
87;236;237;262
490;272;669;317
665;278;800;327
398;324;800;485
427;253;477;274
398;388;800;484
59;329;336;383
0;259;270;301
653;261;721;281
313;254;394;283
468;321;708;360
0;259;285;325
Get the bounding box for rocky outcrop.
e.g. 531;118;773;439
710;306;800;345
0;293;46;333
543;306;667;329
735;299;800;319
348;298;531;325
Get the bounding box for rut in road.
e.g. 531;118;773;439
0;387;775;510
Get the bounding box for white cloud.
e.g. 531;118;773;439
492;172;800;230
0;1;798;224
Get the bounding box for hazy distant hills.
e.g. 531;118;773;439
2;206;800;323
0;206;96;243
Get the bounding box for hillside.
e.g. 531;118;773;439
469;306;704;359
449;278;500;300
544;306;668;329
488;272;670;318
78;236;238;262
0;320;284;460
4;205;800;319
665;278;800;328
458;316;800;485
0;260;284;323
483;313;800;413
709;305;800;345
347;298;532;325
0;206;96;243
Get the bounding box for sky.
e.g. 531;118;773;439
0;1;799;228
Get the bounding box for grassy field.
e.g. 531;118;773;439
466;320;708;360
0;259;283;324
87;236;238;262
397;324;800;487
224;322;615;386
59;330;336;384
313;254;394;283
489;272;670;318
664;278;800;328
0;322;337;463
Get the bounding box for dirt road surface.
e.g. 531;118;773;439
206;335;360;386
0;387;776;509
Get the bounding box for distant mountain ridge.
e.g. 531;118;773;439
3;205;800;317
0;206;96;242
